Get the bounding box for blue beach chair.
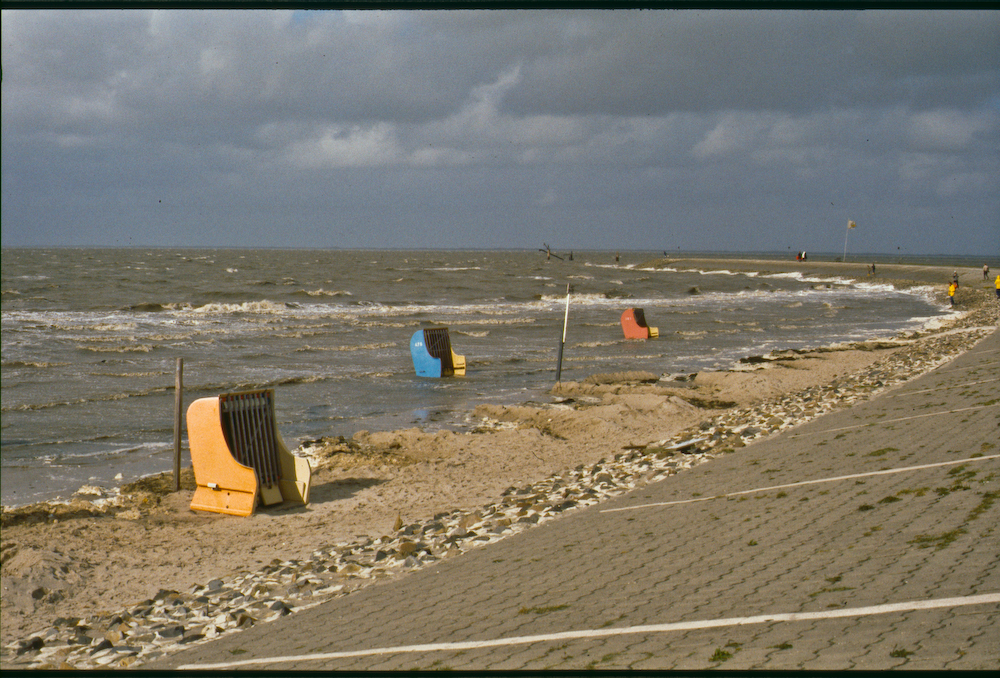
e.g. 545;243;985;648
410;327;466;378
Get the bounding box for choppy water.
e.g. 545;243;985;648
1;248;954;507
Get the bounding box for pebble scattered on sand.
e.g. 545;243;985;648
6;309;996;669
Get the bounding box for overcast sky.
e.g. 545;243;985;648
2;9;998;256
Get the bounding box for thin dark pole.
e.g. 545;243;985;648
556;284;570;384
173;357;183;492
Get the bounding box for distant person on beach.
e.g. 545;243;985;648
985;264;990;280
948;281;958;307
952;271;959;287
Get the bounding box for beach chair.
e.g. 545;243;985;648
187;389;312;517
410;327;466;378
621;308;659;340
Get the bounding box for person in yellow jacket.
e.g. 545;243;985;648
995;274;999;300
948;281;958;307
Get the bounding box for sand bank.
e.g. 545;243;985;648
2;260;996;668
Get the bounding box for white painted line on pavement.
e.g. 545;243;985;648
600;454;1000;513
929;356;1000;374
787;404;995;437
179;592;1000;669
958;346;1000;355
886;377;1000;398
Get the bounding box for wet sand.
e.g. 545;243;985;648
2;258;996;667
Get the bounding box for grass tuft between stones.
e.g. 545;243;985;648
518;604;569;615
710;648;732;662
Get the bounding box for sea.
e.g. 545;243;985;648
1;248;966;509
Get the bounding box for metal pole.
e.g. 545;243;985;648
555;284;570;383
173;357;183;492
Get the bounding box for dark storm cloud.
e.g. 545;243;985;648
501;12;1000;116
1;9;997;254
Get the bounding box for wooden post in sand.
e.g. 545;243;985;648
555;284;570;383
173;358;183;492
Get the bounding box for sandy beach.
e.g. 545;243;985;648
2;258;997;669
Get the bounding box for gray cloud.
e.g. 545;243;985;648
1;9;997;254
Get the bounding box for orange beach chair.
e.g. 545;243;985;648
621;308;659;340
187;389;311;516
